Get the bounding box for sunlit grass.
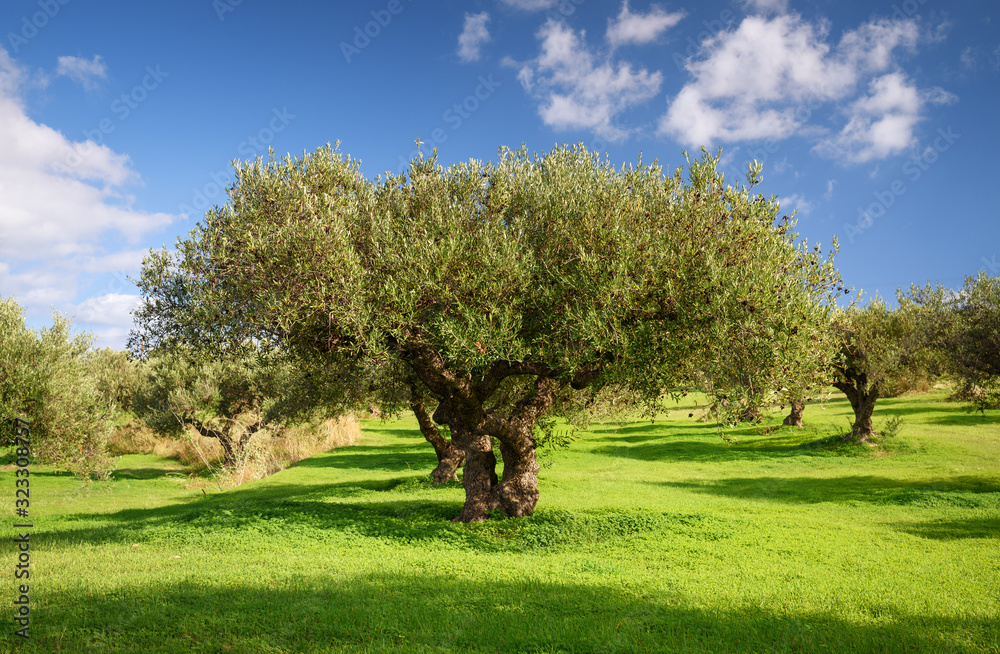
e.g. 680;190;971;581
2;390;998;653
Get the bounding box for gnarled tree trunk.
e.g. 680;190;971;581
494;377;559;518
448;421;499;523
833;380;879;442
403;340;585;522
409;394;464;483
496;436;539;518
782;398;805;427
190;417;260;468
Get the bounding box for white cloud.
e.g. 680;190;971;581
72;292;141;326
659;13;947;164
837;18;919;72
960;46;976;70
513;19;662;140
778;193;813;216
823;179;836;201
742;0;789;14
458;12;491;62
0;48;177;347
814;73;955;162
498;0;557;10
606;1;685;48
55;54;107;91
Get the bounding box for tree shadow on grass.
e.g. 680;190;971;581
42;475;744;555
853;396;1000;427
588;422;842;464
112;467;186;481
24;572;998;654
293;443;438;473
650;475;1000;509
900;515;1000;540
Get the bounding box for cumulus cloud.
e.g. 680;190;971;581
741;0;789;13
498;0;557;11
778;193;813;216
606;1;685;48
0;48;176;345
55;54;107;91
659;13;945;163
815;73;955;162
512;19;662;140
458;12;491;62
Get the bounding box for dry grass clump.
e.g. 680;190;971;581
111;414;362;487
109;419;224;466
220;415;362;486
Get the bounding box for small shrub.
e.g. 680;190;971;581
878;415;904;439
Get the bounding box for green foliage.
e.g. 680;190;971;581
832;295;924;401
0;295;116;477
133;143;842;427
878;415;904;439
0;295;42;428
949;273;1000;412
134;348;275;466
133;346;357;467
85;347;143;412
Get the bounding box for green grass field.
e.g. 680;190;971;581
2;391;999;653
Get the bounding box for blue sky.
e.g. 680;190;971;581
1;0;998;348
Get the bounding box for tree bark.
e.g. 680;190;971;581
400;339;574;522
496;436;540;518
782;398;805;427
448;421;499;523
409;395;464;483
190;417;257;468
494;377;559;518
833;381;879;442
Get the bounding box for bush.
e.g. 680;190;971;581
0;297;42;433
0;296;116;478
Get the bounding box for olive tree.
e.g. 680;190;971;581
0;296;116;477
132;347;341;468
132;143;842;522
829;295;940;442
947;273;1000;412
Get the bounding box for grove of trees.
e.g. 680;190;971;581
130;144;844;522
3;145;997;511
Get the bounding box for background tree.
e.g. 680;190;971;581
0;296;43;430
132;143;843;522
947;272;1000;412
0;296;117;477
829;295;940;442
134;348;291;467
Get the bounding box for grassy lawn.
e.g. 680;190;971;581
2;391;998;653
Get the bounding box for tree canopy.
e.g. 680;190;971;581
132;143;843;521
